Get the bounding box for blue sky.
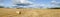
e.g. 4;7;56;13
3;0;51;4
0;0;60;8
3;0;51;6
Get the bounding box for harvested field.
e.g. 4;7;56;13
0;8;60;17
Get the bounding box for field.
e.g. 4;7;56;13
0;8;60;17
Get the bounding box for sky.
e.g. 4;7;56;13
0;0;60;8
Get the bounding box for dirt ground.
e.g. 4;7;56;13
0;8;60;17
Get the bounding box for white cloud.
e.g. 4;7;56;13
51;0;60;8
0;0;4;3
12;0;33;4
0;4;4;5
0;0;4;6
11;0;48;8
51;0;60;6
20;0;27;3
24;3;48;8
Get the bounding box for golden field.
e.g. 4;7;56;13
0;8;60;17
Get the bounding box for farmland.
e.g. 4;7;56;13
0;8;60;17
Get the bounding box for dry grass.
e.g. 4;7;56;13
0;8;60;17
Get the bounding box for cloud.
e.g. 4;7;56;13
11;0;49;8
0;0;49;8
11;0;34;7
0;0;4;6
49;0;60;8
23;3;48;8
51;0;60;7
0;4;4;6
51;0;56;3
12;0;33;4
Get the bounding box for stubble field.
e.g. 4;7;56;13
0;8;60;17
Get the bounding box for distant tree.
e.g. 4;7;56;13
0;6;4;8
48;7;60;9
